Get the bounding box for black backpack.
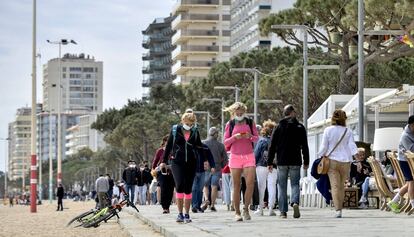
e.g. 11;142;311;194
229;117;254;136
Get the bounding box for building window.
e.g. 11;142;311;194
69;67;82;72
62;74;66;79
62;67;66;72
86;74;92;79
83;67;94;72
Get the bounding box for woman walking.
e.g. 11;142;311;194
161;112;204;223
153;135;175;213
318;109;358;218
224;102;259;221
254;120;277;216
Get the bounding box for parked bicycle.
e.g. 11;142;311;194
67;184;139;228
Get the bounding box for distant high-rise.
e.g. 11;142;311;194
171;0;231;84
230;0;273;56
142;16;176;90
43;53;103;114
8;105;41;183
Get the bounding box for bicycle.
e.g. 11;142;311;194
67;184;139;228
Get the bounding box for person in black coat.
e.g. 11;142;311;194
267;105;309;219
122;160;140;204
56;183;64;211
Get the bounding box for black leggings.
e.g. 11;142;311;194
159;173;175;210
171;162;196;194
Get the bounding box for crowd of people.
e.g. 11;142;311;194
32;102;413;223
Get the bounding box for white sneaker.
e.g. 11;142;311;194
335;210;342;218
359;197;367;203
254;208;263;216
268;210;276;216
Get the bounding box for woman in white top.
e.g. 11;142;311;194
318;109;359;218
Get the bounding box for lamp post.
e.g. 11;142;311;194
47;39;77;185
230;68;260;124
214;86;240;102
30;0;37;213
202;98;225;142
0;138;10;199
193;111;211;135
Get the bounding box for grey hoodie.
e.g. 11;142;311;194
398;125;414;161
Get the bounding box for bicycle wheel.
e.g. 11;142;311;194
66;209;95;227
82;210;118;228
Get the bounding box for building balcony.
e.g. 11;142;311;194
172;60;216;75
142;52;152;60
172;13;220;30
173;0;220;15
172;29;220;44
172;45;220;60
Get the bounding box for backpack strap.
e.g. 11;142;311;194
246;117;254;135
229;119;236;137
172;125;178;147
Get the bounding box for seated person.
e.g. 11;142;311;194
350;148;372;208
381;150;394;176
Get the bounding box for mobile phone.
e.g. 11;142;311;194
240;132;247;135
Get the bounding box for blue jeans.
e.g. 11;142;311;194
222;173;232;205
125;184;136;204
277;166;301;213
192;172;205;209
361;177;370;201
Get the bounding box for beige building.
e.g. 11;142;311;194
43;53;103;114
171;0;231;84
8;106;41;182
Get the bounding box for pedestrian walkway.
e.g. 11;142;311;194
122;204;414;237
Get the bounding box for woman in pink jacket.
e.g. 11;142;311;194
224;102;259;221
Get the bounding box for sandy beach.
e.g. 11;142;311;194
0;200;129;237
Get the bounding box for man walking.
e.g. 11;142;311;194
122;160;140;204
267;105;309;218
203;127;228;211
56;183;64;211
96;174;109;209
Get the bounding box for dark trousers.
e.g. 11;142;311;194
57;197;63;210
171;162;196;194
160;173;175;210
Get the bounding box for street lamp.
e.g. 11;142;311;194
214;86;240;102
193;111;211;135
47;38;77;185
230;68;260;124
0;138;10;199
202;98;225;142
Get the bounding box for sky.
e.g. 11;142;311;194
0;0;176;172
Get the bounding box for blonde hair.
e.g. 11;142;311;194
223;102;247;115
331;109;347;126
261;119;276;136
181;112;196;124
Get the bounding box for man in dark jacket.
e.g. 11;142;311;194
267;104;309;219
56;183;64;211
122;160;140;204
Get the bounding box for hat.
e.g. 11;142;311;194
209;127;219;136
185;108;193;113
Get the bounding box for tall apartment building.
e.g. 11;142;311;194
230;0;296;56
36;112;79;162
142;16;176;88
66;114;105;156
8;105;41;181
171;0;231;84
43;53;103;114
230;0;272;56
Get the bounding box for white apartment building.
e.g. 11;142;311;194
171;0;231;84
66;114;105;156
8;106;41;181
43;53;103;114
36;112;79;162
230;0;295;56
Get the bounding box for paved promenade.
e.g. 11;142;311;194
121;204;414;237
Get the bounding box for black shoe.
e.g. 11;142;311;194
280;212;287;218
163;209;169;214
192;208;198;213
197;208;204;213
210;206;217;212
